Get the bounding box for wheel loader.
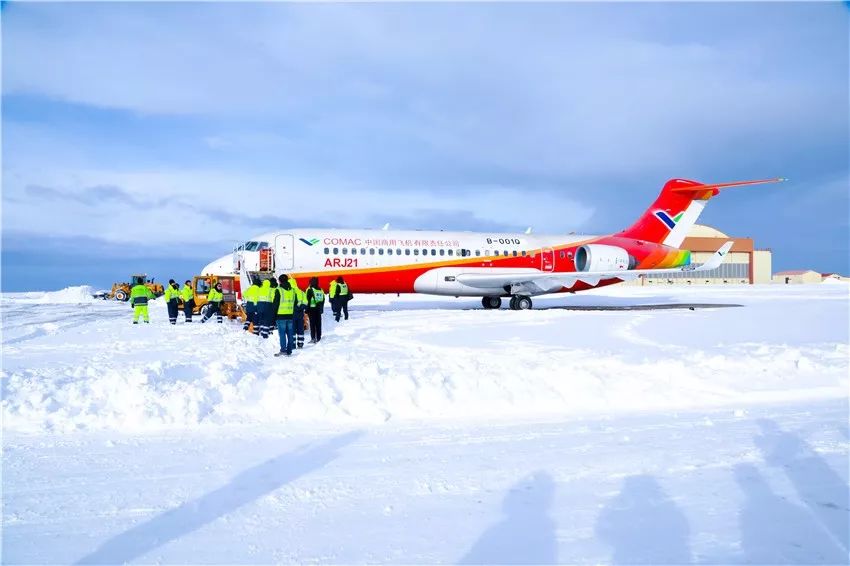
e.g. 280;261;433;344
108;274;165;301
181;275;245;321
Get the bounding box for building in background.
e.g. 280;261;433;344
773;270;826;284
820;273;849;283
627;224;772;286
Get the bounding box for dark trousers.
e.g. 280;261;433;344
293;306;306;348
276;318;295;354
167;299;179;324
331;298;341;321
183;299;194;322
307;308;322;342
340;297;349;320
244;303;256;331
202;301;222;323
256;302;271;338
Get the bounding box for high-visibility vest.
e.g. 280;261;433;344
295;287;307;308
257;281;273;302
245;284;260;304
338;283;349;296
329;280;337;297
130;284;153;306
165;285;180;301
208;288;223;303
276;287;296;315
181;285;194;302
310;288;325;307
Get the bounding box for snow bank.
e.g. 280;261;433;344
6;285;98;304
2;286;847;433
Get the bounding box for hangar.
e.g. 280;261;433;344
627;224;772;285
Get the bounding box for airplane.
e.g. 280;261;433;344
201;177;784;310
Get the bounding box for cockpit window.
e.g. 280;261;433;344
257;242;269;250
244;241;259;251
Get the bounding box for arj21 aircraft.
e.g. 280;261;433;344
202;177;784;310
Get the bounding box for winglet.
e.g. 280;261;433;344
699;241;734;271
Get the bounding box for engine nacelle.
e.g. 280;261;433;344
574;244;637;272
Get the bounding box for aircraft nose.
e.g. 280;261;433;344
201;255;232;275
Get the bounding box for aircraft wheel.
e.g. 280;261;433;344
516;296;533;310
482;296;502;309
509;296;519;310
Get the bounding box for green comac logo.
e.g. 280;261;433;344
299;237;320;246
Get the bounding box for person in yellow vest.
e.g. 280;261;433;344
329;278;339;320
289;276;307;349
331;276;351;322
202;282;224;323
256;278;273;339
164;279;180;325
306;277;325;343
243;277;261;333
267;278;278;336
181;280;194;323
130;282;155;324
273;274;296;356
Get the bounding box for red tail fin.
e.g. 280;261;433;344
620;177;785;247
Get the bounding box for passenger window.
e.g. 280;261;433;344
405;249;411;256
448;249;453;256
431;249;436;256
512;251;517;257
414;249;419;256
493;251;499;256
387;249;393;255
422;249;427;256
342;248;348;255
360;248;366;255
379;248;384;255
370;248;375;255
521;250;527;256
475;250;480;256
504;250;509;256
323;247;329;254
351;248;357;255
397;248;402;255
333;247;339;254
440;249;445;256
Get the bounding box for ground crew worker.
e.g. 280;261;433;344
181;280;194;323
273;274;296;357
130;281;155;324
332;276;351;321
329;278;339;320
290;276;307;349
306;277;325;343
243;277;261;333
164;279;180;325
267;278;278;336
202;282;224;323
256;278;273;339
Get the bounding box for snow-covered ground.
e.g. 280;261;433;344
2;284;848;563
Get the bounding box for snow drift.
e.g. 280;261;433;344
2;285;848;433
7;285;99;304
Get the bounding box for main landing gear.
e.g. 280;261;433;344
509;296;533;310
481;296;533;310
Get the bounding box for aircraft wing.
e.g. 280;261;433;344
455;242;734;291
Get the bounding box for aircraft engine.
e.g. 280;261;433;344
574;244;637;272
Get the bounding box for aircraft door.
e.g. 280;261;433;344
275;234;295;271
541;247;555;271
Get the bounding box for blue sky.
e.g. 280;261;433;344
2;2;847;291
